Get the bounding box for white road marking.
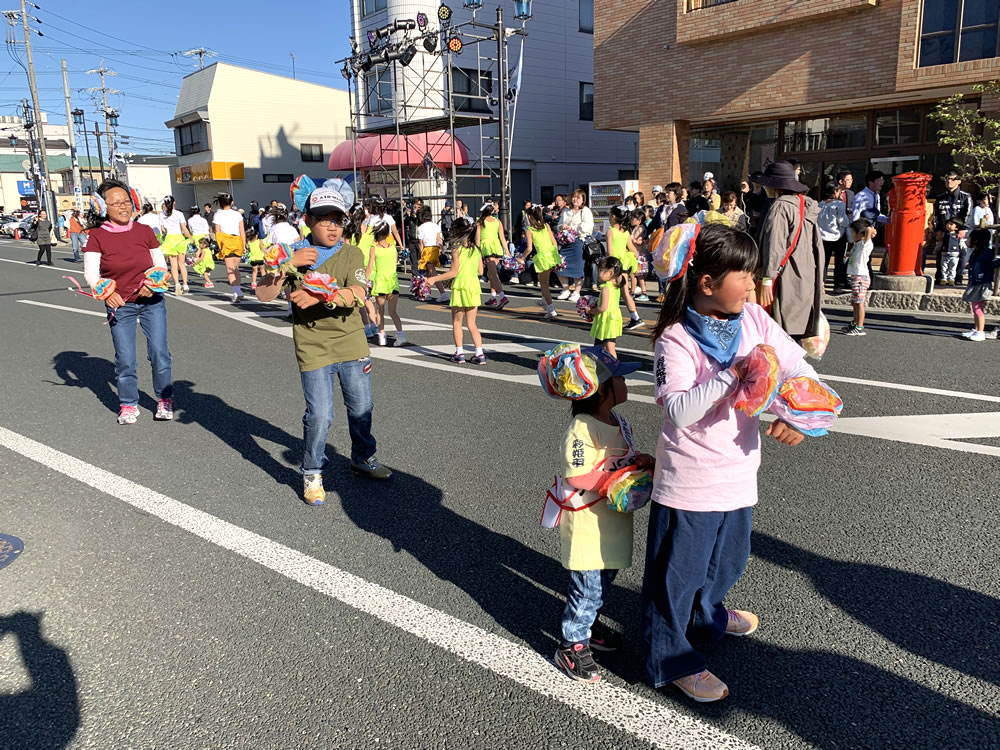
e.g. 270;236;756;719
832;412;1000;457
0;424;756;750
17;300;106;318
0;257;84;274
815;374;1000;404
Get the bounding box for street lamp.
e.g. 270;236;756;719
513;0;532;20
8;135;15;147
71;108;98;187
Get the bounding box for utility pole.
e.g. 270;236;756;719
21;98;39;204
19;0;54;223
290;52;296;79
86;64;118;163
61;59;82;211
93;122;105;182
495;5;509;237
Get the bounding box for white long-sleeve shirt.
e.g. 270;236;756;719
558;206;594;239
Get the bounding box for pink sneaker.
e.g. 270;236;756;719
250;282;257;290
725;609;759;636
117;405;139;425
154;398;174;421
672;670;729;702
484;297;498;307
204;281;215;289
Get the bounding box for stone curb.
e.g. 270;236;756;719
822;290;999;314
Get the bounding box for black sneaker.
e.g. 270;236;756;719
624;318;644;331
589;621;621;653
554;643;600;683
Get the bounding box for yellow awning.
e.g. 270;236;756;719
174;161;244;183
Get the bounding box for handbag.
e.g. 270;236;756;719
582;236;604;262
757;194;805;314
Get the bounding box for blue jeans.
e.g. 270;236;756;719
640;503;752;687
107;295;173;406
561;569;618;646
299;357;376;474
70;232;85;261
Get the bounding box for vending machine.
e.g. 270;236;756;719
588;180;639;236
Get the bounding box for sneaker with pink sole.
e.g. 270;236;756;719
154;398;174;421
117;405;139;425
725;609;759;636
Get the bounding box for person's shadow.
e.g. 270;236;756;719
751;531;1000;688
0;611;79;750
336;468;645;682
49;351;157;414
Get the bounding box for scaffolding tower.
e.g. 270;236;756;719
338;5;526;233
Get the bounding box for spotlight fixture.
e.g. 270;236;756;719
464;0;482;8
398;44;418;67
422;35;438;53
438;4;452;21
341;63;352;80
349;36;359;54
393;19;416;32
360;54;375;72
367;30;376;47
446;35;463;54
416;12;428;29
375;24;393;40
512;0;532;20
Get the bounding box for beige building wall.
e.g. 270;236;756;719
125;164;175;209
171;63;352;207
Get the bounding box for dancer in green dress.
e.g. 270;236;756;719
475;202;511;310
607;206;644;332
426;218;487;365
366;222;407;347
587;256;626;357
519;205;562;319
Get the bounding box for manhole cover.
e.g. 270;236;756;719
0;535;23;570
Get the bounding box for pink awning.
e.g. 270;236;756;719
328;131;469;171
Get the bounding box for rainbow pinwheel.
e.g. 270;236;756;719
768;376;843;437
263;242;292;268
143;267;170;293
733;344;782;417
601;465;654;513
652;223;700;282
537;343;600;400
92;278;116;301
300;271;340;303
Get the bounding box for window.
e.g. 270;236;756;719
175;121;208;156
452;67;493;114
579;0;594;33
579;82;594;121
263;173;294;183
875;108;923;146
365;69;393;114
783;115;866;152
919;0;999;67
362;0;386;17
301;143;323;162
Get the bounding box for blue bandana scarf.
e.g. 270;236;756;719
683;307;744;367
311;239;344;268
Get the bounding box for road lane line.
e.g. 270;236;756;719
17;300;106;317
0;424;756;750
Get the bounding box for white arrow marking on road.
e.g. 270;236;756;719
0;424;758;750
831;412;1000;457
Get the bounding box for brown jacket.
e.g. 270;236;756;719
758;193;824;338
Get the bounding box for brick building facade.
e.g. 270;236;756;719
594;0;1000;196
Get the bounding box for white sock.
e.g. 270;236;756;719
455;346;463;355
232;284;243;296
630;311;640;321
490;292;497;298
474;347;484;356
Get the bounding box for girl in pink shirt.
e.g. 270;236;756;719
641;223;820;703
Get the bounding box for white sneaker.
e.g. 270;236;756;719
544;307;558;319
969;331;986;342
182;284;190;293
557;289;571;300
568;292;580;303
378;333;387;346
961;329;978;338
393;332;407;347
440;292;451;304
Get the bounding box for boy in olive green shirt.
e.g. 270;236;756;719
269;186;392;505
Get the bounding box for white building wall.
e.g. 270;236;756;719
125;164;174;208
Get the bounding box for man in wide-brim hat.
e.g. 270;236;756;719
753;161;824;340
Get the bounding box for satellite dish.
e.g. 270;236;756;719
21;159;30;171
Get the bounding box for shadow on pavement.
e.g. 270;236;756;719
0;611;79;750
751;531;1000;688
49;351;157;415
337;468;645;683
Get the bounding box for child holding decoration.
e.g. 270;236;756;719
366;222;407;347
961;228;1000;342
588;256;626;356
255;180;391;506
842;218;876;336
537;343;653;683
607;206;644;331
520;205;562;319
426;217;487;365
192;237;216;288
643;222;841;703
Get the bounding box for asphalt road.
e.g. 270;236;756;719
0;237;998;750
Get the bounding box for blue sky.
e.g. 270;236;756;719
2;0;353;154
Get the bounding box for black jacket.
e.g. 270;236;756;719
935;188;973;231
